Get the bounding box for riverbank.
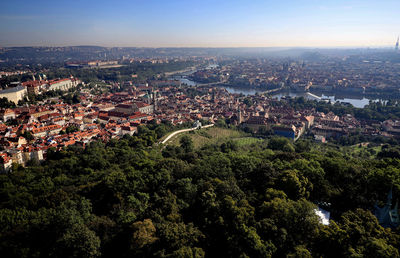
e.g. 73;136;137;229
170;71;400;108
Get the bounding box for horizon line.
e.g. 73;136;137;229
0;45;398;49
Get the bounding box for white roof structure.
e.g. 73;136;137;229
315;207;330;225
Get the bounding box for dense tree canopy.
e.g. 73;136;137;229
0;128;399;257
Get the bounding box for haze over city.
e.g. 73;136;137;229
1;0;400;47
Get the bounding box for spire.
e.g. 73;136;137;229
237;106;243;124
153;91;158;111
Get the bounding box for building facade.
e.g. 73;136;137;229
0;85;27;104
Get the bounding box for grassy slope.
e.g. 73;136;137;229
167;127;262;149
345;143;382;158
312;140;383;159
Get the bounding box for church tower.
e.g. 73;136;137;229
237;107;243;124
153;91;158;111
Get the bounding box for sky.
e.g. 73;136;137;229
1;0;399;48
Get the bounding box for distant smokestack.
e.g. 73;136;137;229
396;36;399;51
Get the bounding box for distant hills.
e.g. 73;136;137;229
0;46;399;65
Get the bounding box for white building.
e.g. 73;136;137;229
47;77;81;91
0;109;16;121
0;85;27;104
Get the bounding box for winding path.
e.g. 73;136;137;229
161;124;214;144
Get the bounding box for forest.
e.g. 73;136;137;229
0;123;400;257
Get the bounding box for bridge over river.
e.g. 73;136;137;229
305;92;322;99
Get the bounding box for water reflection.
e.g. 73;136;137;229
171;69;377;108
272;92;374;108
224;87;260;95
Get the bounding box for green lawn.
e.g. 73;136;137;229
345;143;382;158
232;137;263;147
167;127;260;149
311;141;383;159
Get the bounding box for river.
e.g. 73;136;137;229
170;66;378;108
226;87;381;108
271;91;375;108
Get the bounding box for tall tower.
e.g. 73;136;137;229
396;36;399;51
153;91;158;111
237;107;243;124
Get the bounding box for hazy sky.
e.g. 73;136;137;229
1;0;399;47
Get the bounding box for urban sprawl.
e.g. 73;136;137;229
1;50;400;172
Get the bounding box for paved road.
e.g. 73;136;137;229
161;124;214;144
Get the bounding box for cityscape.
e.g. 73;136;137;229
1;0;400;257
